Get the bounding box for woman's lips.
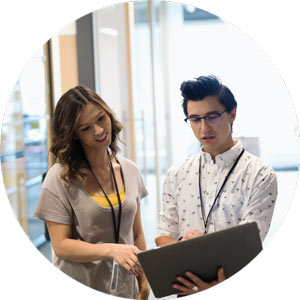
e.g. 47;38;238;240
95;132;108;143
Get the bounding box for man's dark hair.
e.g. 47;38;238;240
180;75;237;117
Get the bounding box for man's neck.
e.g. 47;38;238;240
204;139;237;163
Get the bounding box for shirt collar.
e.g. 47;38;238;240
200;140;244;168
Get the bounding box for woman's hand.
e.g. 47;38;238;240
110;244;144;276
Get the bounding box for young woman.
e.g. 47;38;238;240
34;86;149;299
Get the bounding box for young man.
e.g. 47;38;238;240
155;75;277;296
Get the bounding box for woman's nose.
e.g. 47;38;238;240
94;124;104;135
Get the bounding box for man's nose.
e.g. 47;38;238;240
200;118;211;132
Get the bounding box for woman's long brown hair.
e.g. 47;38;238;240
50;86;123;183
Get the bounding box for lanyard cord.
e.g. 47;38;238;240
86;155;122;244
199;148;245;234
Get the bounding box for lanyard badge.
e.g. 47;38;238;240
110;259;120;295
86;154;123;295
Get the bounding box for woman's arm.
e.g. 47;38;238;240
133;204;150;300
46;220;143;275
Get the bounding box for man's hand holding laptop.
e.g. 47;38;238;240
173;229;225;296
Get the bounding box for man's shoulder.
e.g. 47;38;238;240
166;152;200;177
242;151;276;176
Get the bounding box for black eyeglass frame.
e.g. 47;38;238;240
184;110;227;124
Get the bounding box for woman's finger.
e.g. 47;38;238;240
129;254;144;274
125;262;139;276
122;261;137;275
126;257;143;276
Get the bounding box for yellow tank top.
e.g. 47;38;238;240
87;187;125;207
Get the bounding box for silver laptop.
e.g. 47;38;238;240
137;222;262;298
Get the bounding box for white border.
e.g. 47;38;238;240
0;0;299;299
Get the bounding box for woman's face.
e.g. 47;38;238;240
75;102;112;153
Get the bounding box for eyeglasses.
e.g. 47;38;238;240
184;110;227;126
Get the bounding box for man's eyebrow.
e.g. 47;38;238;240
189;111;220;117
78;112;104;128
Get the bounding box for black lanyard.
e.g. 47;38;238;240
86;157;122;244
199;148;245;234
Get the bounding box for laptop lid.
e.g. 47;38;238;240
137;222;262;298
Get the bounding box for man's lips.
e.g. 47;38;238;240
201;136;216;141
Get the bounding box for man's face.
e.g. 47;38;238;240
186;96;236;157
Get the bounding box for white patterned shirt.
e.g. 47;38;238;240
157;140;278;241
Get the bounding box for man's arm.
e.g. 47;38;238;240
156;228;204;246
156;168;181;245
155;235;177;246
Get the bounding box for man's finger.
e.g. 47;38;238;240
176;276;195;289
217;267;225;282
172;283;190;292
185;271;206;287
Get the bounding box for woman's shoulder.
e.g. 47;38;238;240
45;162;64;177
116;155;140;172
43;163;68;189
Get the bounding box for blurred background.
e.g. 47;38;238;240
0;1;299;297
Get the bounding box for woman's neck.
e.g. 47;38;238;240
84;148;111;170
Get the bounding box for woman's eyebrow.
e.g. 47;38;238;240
78;112;104;128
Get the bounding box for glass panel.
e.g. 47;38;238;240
1;48;49;247
20;48;49;245
131;1;300;249
1;82;29;233
1;156;28;232
161;2;300;244
132;0;168;249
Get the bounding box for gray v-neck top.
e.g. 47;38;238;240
34;155;148;298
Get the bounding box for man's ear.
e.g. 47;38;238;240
229;108;236;123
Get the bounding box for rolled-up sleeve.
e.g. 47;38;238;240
34;188;73;225
240;169;278;241
137;170;148;202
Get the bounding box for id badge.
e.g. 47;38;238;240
110;259;119;295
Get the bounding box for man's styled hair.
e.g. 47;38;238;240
180;75;237;117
